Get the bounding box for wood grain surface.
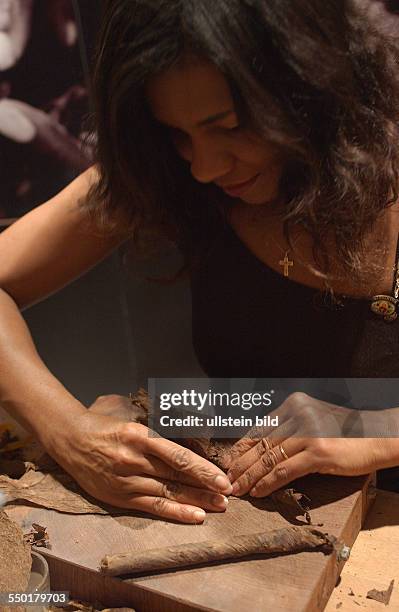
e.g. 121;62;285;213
5;474;374;612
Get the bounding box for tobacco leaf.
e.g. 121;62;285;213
0;510;32;591
366;579;395;605
23;522;50;548
129;388;151;419
271;489;313;525
179;438;236;471
0;470;127;515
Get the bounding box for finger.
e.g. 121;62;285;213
227;434;284;484
230;444;282;497
146;437;233;494
140;456;210;488
249;451;312;498
118;476;229;512
227;419;297;483
223;438;258;470
124;495;208;524
223;408;292;469
110;449;202;487
230;437;306;496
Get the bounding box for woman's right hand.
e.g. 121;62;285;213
42;396;232;524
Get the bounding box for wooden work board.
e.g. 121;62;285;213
5;474;374;612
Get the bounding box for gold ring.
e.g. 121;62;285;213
262;437;273;452
279;444;289;461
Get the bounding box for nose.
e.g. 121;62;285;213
189;138;234;185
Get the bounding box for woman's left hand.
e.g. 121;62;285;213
223;392;396;498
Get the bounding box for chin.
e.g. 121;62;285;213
240;191;279;206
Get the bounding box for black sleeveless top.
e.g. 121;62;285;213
191;221;399;378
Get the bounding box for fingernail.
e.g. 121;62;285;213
215;475;233;494
250;488;258;497
193;510;206;523
232;482;240;496
213;495;229;509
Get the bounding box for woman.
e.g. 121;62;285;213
0;0;399;520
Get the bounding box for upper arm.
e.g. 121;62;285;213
0;167;130;309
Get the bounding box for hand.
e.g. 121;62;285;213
0;98;90;170
44;395;233;524
224;392;396;498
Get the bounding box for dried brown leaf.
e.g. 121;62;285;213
272;489;313;524
367;579;395;605
23;522;50;548
0;470;125;515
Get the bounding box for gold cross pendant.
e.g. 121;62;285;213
279;252;294;277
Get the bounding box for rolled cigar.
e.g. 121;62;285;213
100;526;337;576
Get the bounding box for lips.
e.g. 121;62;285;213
221;174;260;196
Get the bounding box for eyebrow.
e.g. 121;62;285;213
197;110;235;127
158;109;235;129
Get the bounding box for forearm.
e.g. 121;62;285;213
375;407;399;469
0;288;86;449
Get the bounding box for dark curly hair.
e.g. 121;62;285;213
84;0;399;275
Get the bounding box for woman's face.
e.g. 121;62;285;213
0;0;34;71
146;58;285;206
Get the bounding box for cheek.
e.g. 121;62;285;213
255;151;286;194
235;136;286;204
236;132;283;170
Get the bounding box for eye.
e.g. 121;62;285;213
224;124;242;133
168;127;189;144
166;128;192;159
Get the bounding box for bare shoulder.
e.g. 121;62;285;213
0;167;131;308
40;165;103;228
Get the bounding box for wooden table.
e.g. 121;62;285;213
5;474;375;612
